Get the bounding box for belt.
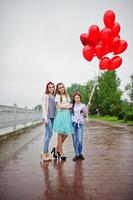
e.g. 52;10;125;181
72;122;80;128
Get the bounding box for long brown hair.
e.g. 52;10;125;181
71;92;82;115
45;81;55;94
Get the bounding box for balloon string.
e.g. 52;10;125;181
87;69;100;110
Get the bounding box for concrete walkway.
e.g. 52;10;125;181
0;121;133;200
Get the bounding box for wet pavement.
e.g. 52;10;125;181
0;121;133;200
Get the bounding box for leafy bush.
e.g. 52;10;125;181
124;113;133;122
118;112;125;120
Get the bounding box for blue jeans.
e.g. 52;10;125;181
43;118;54;153
72;122;83;156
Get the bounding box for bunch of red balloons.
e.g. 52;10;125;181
80;10;128;70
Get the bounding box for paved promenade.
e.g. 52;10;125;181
0;121;133;200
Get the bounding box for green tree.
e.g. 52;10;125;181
67;81;94;105
83;79;99;115
34;104;42;111
125;74;133;103
97;71;123;116
89;85;100;115
121;99;133;113
67;83;85;102
83;80;95;105
66;71;123;116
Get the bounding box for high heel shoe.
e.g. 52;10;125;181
51;147;57;159
40;152;51;162
57;151;66;161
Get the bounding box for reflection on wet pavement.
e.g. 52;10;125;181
0;121;133;200
40;159;86;200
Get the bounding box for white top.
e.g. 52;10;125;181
72;103;87;124
55;94;71;109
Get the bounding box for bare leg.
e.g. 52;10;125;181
57;134;63;155
62;135;68;142
57;134;68;156
56;134;67;150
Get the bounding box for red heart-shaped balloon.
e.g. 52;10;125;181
114;40;128;54
111;22;121;37
111;37;120;52
80;33;89;46
95;44;104;59
99;57;111;70
108;56;122;70
88;25;100;44
101;27;112;45
103;10;116;28
82;45;94;61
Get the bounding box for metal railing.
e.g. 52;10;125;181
0;104;42;130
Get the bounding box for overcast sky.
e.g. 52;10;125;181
0;0;133;108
